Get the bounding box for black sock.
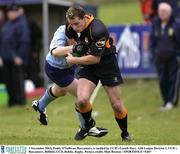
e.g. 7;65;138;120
76;108;94;127
115;114;128;134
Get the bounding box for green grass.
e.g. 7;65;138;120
0;84;8;106
99;0;143;25
0;80;180;145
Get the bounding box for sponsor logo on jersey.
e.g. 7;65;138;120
95;38;106;48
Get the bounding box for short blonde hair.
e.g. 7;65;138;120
66;5;85;20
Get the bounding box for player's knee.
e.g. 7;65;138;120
112;102;128;118
77;97;89;109
77;100;88;109
114;105;127;119
76;101;92;113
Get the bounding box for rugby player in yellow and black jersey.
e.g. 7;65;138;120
65;5;132;142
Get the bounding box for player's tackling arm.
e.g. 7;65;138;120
50;25;75;58
66;53;100;65
51;45;73;57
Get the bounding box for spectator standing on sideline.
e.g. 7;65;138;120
65;5;132;141
150;3;180;110
20;6;43;87
0;4;30;107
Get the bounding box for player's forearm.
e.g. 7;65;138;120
51;45;73;57
69;55;100;65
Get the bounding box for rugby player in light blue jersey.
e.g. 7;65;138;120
32;25;108;139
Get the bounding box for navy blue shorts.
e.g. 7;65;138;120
45;61;76;87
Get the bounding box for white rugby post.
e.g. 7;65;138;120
90;81;101;118
90;81;102;104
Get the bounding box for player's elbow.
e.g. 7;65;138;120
51;48;59;57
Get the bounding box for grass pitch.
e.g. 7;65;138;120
99;0;143;25
0;80;180;145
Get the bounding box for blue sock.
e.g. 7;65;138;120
75;108;85;128
76;110;85;128
38;89;56;112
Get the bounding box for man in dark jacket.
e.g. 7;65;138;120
0;5;30;106
150;2;180;110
